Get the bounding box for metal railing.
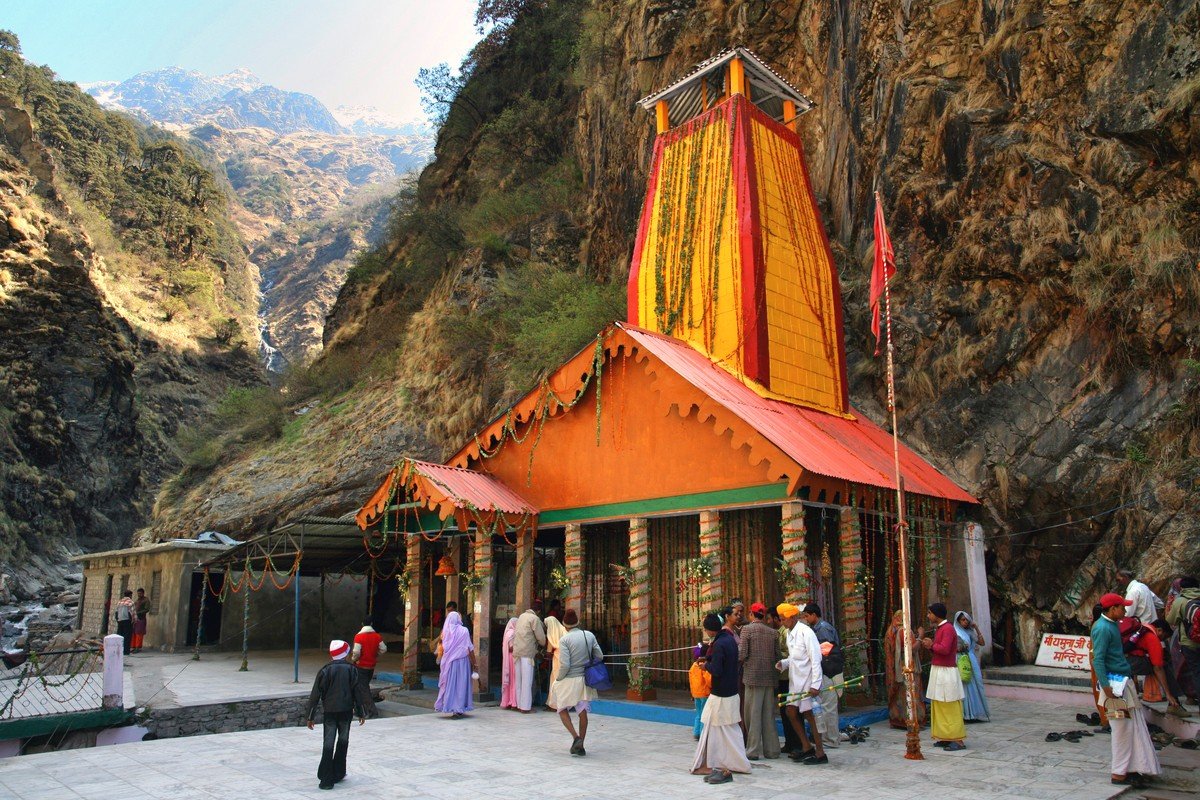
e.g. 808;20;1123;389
0;648;105;720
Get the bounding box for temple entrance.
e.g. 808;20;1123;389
186;571;223;646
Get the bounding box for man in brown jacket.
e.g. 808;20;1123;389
739;601;782;759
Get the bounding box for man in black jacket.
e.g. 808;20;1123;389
307;639;367;790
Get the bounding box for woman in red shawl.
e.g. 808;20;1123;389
884;609;926;730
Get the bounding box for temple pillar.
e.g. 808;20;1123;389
564;522;585;615
839;505;867;643
627;517;654;700
472;525;494;698
402;534;422;688
698;510;723;609
780;502;809;606
964;522;992;662
515;526;534;612
444;537;462;609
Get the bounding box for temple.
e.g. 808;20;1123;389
355;48;982;697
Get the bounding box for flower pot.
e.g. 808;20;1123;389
626;687;657;702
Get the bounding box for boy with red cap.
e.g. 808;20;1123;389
1091;592;1160;787
307;639;368;790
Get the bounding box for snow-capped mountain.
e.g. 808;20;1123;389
333;105;431;138
84;67;344;135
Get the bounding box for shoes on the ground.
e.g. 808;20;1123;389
319;783;333;790
788;748;814;761
1075;713;1091;724
570;737;585;756
934;740;951;747
944;742;966;752
780;744;794;753
1167;704;1193;718
1089;712;1101;726
704;769;732;784
801;754;829;765
694;734;700;741
1095;725;1111;734
1175;737;1199;749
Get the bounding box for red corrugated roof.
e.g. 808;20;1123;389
619;323;977;503
404;459;539;516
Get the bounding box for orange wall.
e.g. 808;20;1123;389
468;347;789;513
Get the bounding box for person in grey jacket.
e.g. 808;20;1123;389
553;609;604;755
306;640;367;790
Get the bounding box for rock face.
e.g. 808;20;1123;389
0;89;261;602
163;1;1200;659
89;70;434;369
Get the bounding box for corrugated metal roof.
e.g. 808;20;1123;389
638;47;814;117
404;459;539;516
619;324;977;504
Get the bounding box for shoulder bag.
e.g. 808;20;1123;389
582;631;612;691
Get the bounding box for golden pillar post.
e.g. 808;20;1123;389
402;534;422;689
729;57;747;97
781;502;809;606
783;99;798;133
655;100;670;135
627;517;654;700
564;522;585;615
698;510;723;609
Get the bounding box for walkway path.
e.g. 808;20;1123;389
2;697;1182;799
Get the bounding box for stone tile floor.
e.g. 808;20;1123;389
1;698;1194;799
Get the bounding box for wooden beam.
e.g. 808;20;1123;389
783;99;798;133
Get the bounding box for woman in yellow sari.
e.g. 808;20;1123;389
544;614;568;710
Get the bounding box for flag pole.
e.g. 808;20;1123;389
878;191;923;760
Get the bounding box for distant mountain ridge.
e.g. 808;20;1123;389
86;67;345;135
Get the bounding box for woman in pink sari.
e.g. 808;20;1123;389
500;617;519;709
434;611;476;718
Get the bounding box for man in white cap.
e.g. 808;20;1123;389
307;639;367;790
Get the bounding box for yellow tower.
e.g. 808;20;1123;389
628;48;850;415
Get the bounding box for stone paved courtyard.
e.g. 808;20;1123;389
4;696;1189;800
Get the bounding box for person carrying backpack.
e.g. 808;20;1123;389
802;603;844;749
1164;576;1200;713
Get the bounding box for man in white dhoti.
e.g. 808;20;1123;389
776;603;827;765
691;613;751;783
511;606;546;713
1092;592;1161;787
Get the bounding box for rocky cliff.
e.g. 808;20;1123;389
156;0;1199;659
0;38;263;602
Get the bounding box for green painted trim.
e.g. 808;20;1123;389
539;483;791;525
0;707;129;740
394;484;792;532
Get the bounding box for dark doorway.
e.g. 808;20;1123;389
101;574;113;636
186;572;224;646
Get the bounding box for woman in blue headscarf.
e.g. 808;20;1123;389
954;611;990;722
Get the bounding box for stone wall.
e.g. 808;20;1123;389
142;696;312;739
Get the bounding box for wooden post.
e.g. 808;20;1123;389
564;522;585;615
515;527;535;613
402;534;422;689
473;525;494;698
698;510;723;609
627;517;654;701
781;502;808;606
445;537;462;610
729;57;747;97
655;100;670;134
783;99;798;133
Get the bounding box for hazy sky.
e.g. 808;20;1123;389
3;0;482;120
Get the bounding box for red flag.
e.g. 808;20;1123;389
869;195;896;355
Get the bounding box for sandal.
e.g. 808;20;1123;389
1045;732;1063;742
1076;713;1091;724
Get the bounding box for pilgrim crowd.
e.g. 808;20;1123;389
298;568;1200;791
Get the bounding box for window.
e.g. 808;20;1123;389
150;571;162;613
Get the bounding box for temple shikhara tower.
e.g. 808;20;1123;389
356;49;982;699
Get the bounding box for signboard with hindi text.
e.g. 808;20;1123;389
1034;633;1091;670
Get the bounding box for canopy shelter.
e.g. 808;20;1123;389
199;513;405;682
638;46;814;131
